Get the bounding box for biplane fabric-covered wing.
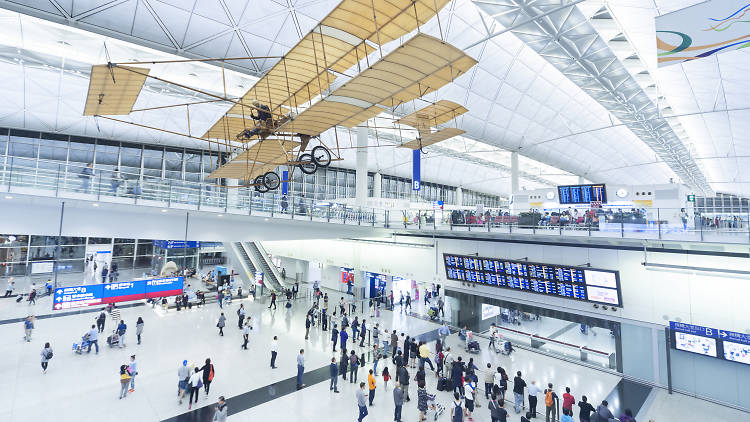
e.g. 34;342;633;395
83;65;149;116
397;100;467;135
280;33;477;136
203;0;451;141
207;139;299;180
398;127;465;150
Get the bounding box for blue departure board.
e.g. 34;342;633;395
443;253;621;306
557;184;607;204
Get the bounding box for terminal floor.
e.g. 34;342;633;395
641;388;749;422
1;292;739;422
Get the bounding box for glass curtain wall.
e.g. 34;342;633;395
0;127;501;206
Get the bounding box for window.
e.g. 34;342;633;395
143;146;163;178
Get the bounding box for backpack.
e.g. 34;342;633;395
545;390;554;407
208;365;214;382
46;350;53;360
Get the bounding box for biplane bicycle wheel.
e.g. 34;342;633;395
311;146;331;168
254;175;269;193
297;153;318;175
263;171;281;190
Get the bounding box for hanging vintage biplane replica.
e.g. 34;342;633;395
82;0;477;192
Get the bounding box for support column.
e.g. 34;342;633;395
226;178;239;208
456;187;463;207
373;172;382;198
511;151;519;194
355;126;368;206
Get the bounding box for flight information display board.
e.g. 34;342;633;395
443;254;621;306
557;184;607;204
669;322;750;366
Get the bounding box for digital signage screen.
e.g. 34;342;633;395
667;322;750;365
557;184;607;204
443;254;621;306
674;332;718;357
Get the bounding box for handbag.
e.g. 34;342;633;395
197;379;203;388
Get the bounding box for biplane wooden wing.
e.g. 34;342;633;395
397;100;467;136
83;65;149;116
207;139;299;180
280;33;477;136
203;0;452;140
398;127;465;150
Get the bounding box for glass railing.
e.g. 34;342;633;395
2;156;749;244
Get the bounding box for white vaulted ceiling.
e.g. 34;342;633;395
3;0;746;197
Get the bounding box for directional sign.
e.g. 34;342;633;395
669;321;717;338
52;277;184;311
719;329;750;346
103;281;145;303
53;285;104;310
145;276;184;298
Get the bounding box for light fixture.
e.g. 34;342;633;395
161;209;168;213
92;203;99;207
217;214;223;217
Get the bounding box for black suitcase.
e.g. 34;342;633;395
16;295;23;303
437;377;447;391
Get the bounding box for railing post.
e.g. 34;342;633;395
620;208;625;238
433;209;436;230
372;208;375;227
291;194;295;219
7;157;13;191
358;207;362;226
271;194;275;217
657;208;662;239
309;200;313;221
418;212;421;230
55;164;61;197
96;171;102;200
168;180;172;207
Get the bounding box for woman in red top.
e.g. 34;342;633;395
382;366;391;391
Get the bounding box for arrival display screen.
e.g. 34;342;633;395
443;254;622;306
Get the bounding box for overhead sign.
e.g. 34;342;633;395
412;149;421;191
656;1;750;68
687;194;695;202
53;276;184;310
669;321;750;365
152;240;201;249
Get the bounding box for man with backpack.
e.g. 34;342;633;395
544;383;558;422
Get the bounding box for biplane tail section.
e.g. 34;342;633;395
83;65;149;116
398;127;465;150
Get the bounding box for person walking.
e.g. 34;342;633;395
438;322;450;345
562;386;575;415
360;318;368;347
200;358;215;395
391;330;399;357
405;292;411;312
578;396;595;422
136;317;144;345
349;350;359;383
393;381;404;422
340;326;349;351
119;364;131;399
97;309;106;333
528;380;541;418
544;383;558;422
188;367;202;409
305;313;312;340
116;319;127;348
329;357;340;393
450;392;464;422
242;319;250;350
464;376;477;421
217;313;226;336
127;355;138;392
85;324;99;354
213;396;227;422
23;316;34;342
237;304;246;329
451;360;464;397
4;278;14;297
331;323;339;352
419;341;435;373
398;363;410;401
368;369;376;406
268;335;279;368
382;366;391;391
268;291;277;310
595;400;614;422
356;382;369;422
513;371;527;414
178;360;190;404
296;349;306;389
40;342;53;373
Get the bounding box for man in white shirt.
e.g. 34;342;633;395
86;324;99;354
296;349;305;389
527;380;541;418
270;335;278;368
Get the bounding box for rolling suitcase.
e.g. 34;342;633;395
16;295;23;303
437;377;448;391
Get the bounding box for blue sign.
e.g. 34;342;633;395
719;329;750;345
670;321;717;338
282;170;289;195
152;240;200;249
412;149;421;191
52;277;184;311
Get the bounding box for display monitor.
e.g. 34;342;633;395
557;184;607;204
674;332;718;357
443;253;621;306
723;341;750;365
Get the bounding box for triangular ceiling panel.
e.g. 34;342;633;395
78;0;139;34
147;0;193;47
131;0;175;47
182;13;231;48
192;0;232;26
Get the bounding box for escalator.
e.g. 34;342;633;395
243;241;288;291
